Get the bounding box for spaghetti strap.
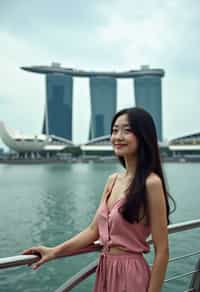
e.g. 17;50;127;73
105;173;118;200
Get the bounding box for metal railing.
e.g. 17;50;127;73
0;218;200;291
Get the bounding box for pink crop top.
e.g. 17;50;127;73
96;174;151;254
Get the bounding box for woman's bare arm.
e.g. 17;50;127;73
146;174;169;292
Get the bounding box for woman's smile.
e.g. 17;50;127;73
114;144;127;149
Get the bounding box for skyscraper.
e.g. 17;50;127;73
134;67;164;141
22;63;164;142
89;76;117;139
42;73;73;140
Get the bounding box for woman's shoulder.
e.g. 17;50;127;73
100;173;119;201
102;172;118;186
108;172;119;181
145;172;162;189
105;172;118;187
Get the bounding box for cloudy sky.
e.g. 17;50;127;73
0;0;200;147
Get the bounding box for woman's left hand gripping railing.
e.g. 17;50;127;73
0;241;102;270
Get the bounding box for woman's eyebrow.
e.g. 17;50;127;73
113;123;130;127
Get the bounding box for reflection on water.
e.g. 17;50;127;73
0;162;200;291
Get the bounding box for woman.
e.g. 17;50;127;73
23;107;175;292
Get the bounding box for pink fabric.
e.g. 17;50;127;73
93;252;150;292
93;174;151;291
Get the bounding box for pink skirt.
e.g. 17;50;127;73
93;252;150;292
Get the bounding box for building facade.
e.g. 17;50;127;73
134;73;163;141
42;73;73;140
22;63;164;142
89;76;117;139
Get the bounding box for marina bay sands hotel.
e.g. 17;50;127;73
22;63;165;142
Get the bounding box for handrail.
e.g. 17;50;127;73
1;218;200;291
168;250;200;263
0;254;40;269
165;270;200;282
55;260;98;292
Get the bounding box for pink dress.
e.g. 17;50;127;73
93;174;151;292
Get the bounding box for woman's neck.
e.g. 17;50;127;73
124;155;137;178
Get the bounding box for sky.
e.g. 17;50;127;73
0;0;200;148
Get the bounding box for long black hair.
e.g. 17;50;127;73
111;107;175;225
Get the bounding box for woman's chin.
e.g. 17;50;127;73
114;148;136;158
114;149;126;156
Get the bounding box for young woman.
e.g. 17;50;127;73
23;107;174;292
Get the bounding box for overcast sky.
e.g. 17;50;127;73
0;0;200;147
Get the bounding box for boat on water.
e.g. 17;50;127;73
0;219;200;291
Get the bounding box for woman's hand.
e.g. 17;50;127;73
22;246;55;270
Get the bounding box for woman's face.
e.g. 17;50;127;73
111;114;139;157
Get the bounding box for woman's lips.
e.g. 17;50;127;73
115;144;127;149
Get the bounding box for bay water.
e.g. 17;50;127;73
0;162;200;291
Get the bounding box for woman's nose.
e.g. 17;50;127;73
115;130;124;139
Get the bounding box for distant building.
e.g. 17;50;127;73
89;77;117;139
134;65;164;141
169;132;200;157
22;63;165;143
0;121;73;153
42;73;73;140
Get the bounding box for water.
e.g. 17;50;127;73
0;162;199;291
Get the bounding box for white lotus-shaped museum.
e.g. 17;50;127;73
0;121;72;152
